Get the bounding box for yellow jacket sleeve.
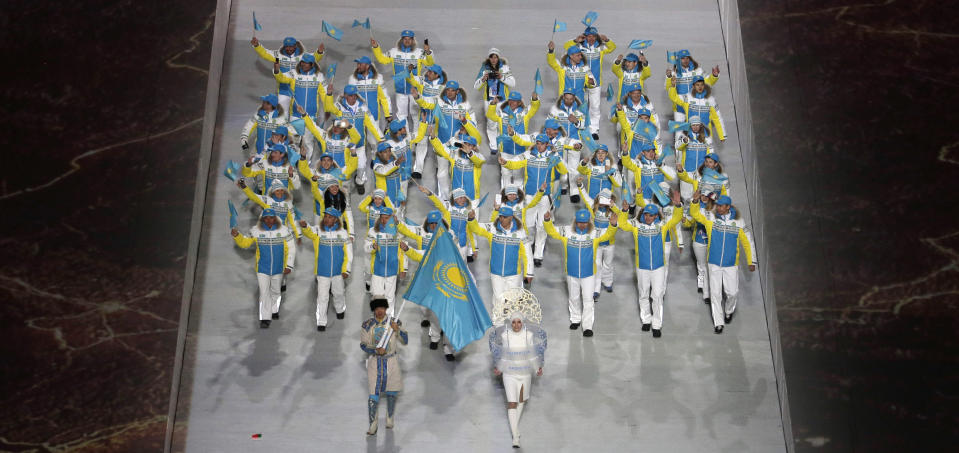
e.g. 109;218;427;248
504;159;527;170
358;196;372;214
430;137;453;163
409;121;428;145
372;45;392;65
253;45;275;62
233;232;255;248
467;219;493;241
486;103;502;124
688;202;713;229
301;224;318;240
595;225;618;244
362;115;383;142
403;247;424;262
274;71;294;84
705;73;719;86
676;169;697;185
543;220;566;243
547;51;563;75
512;133;533;148
297;158;314;180
667;85;688;110
241;185;270;209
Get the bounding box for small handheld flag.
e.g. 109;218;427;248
628;39;653;50
228;200;239;228
606;83;614;102
582;11;598;27
433;103;448;129
223;160;241;181
352;17;370;29
551;177;563;210
321;21;343;41
476;192;490;208
392;68;410;84
581;132;600;153
552;19;567;32
293;207;305;221
668;120;691;134
252;12;263;32
533;68;544;96
656;145;674;165
666;50;680;66
325;63;338;81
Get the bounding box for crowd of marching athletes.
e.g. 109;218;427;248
225;12;757;445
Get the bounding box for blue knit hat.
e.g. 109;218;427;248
575;209;591;222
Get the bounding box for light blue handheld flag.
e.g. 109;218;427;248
325;63;338;81
582;11;598;27
666;50;680;66
403;227;492;352
629;39;653;50
606;83;614;102
656;144;674;165
553;19;567;32
322;20;343;41
228;200;239;229
476;192;490;208
701;168;729;186
392;68;410;84
533;68;544;96
352;17;370;29
433;103;448;129
223;160;241;181
581;132;600;153
293;207;305;221
646;180;670;206
668;120;691;133
252;12;263;31
289;118;306;136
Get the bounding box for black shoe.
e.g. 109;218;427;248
366;282;371;292
272;313;279;320
445;354;455;362
641;323;651;332
652;329;662;338
412;171;422;180
570;194;580;203
724;313;733;324
336;312;345;320
704;297;711;305
317;325;326;332
697;287;703;293
421;319;431;328
714;325;724;334
280;284;287;293
583;329;594;337
603;285;613;293
467;255;474;263
355;182;366;195
591;133;600;140
534;259;543;267
490;149;497;155
561;188;568;195
260;320;271;328
628;205;636;216
569;323;580;330
593;292;600;301
429;341;439;350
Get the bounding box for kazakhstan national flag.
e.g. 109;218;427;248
403;227;492;351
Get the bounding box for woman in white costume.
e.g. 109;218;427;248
489;288;547;448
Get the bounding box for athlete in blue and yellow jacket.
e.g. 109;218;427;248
563;27;616;135
689;193;756;332
468;206;534;301
299;207;352;329
543;209;617;336
274;54;329;120
231;209;294;327
251;36;323;115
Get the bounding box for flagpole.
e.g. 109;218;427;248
376;298;407;349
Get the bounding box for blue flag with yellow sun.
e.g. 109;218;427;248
403;227;491;351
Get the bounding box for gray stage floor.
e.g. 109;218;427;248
174;0;787;451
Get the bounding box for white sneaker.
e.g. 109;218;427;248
366;419;378;435
386;417;394;429
512;435;520;448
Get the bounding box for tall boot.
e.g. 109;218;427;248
385;392;397;429
367;396;379;435
507;408;520;447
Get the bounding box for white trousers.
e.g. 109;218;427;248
278;94;292;120
394;93;417;128
708;264;739;327
491;274;523;304
316;275;346;326
500;154;525;189
679;180;695;201
564;149;582;191
635;267;666;329
525;197;550;260
435;157;450;200
692;242;710;299
586;86;601;134
354;136;370;184
370;274;398;316
485;112;500;153
256;273;284;321
413;135;430;173
567;275;596;329
593;244;615;292
301;128;317;162
663;241;673;284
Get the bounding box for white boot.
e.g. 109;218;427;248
367;397;379;435
507;408;520;447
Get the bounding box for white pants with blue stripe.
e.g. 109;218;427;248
256;273;284;321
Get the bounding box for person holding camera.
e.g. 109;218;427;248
473;48;516;154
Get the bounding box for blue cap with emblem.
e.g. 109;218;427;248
283;37;297;47
354;55;372;64
508;91;522;101
498;206;514;217
401;30;414;37
575;209;591;222
715;195;732;205
426;210;442;223
324;207;341;218
344;84;359;95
